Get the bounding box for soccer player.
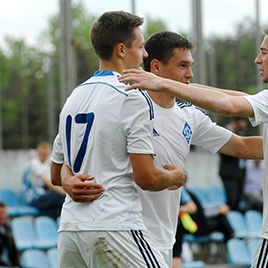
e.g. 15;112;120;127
52;12;185;268
119;30;268;268
60;31;262;268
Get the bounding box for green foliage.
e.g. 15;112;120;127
0;5;264;148
207;18;258;90
143;16;168;39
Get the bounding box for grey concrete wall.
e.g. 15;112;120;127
0;149;223;193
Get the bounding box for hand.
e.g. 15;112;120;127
63;174;104;202
119;69;164;92
218;204;230;215
163;164;185;189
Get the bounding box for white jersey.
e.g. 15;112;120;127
139;100;232;250
244;90;268;240
55;70;155;232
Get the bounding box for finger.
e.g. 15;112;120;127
72;188;104;196
73;193;102;202
162;164;175;170
75;188;104;195
78;182;104;190
125;84;140;91
77;175;95;181
167;185;180;190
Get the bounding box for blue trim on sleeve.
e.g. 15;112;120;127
139;90;154;120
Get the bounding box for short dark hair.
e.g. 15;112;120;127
0;202;6;208
91;11;144;60
143;31;193;71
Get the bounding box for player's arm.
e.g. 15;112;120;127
50;133;64;186
61;164;104;202
50;134;104;201
51;162;63;186
119;69;254;117
180;201;197;215
192;83;249;96
129;153;185;191
218;134;263;160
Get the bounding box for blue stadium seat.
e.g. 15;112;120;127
182;234;210;244
227;211;249;238
182;261;205;268
208;231;224;243
187;187;208;205
47;247;57;268
35;216;58;249
245;210;262;238
206;185;226;206
21;249;50;268
247;238;259;259
0;187;39;217
11;217;37;251
227;238;251;266
0;188;19;217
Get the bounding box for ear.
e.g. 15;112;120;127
115;43;126;58
150;59;161;75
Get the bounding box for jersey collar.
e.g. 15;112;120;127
93;70;120;77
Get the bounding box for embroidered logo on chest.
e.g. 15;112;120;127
182;122;192;144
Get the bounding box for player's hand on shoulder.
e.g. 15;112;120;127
119;69;163;92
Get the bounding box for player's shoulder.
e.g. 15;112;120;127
176;100;210;117
126;89;154;119
76;75;128;97
177;100;209;113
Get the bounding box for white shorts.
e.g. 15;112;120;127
251;238;268;268
58;230;168;268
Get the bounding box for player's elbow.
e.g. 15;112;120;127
135;175;158;190
133;170;160;191
217;98;242;117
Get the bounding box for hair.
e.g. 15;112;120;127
143;31;193;71
0;202;6;208
37;141;51;150
91;11;144;60
264;28;268;35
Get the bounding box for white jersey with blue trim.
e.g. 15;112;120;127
56;70;155;231
244;90;268;240
139;99;232;250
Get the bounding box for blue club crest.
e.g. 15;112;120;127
182;122;192;144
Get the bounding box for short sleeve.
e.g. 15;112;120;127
120;90;155;155
243;90;268;126
191;107;232;153
51;134;64;164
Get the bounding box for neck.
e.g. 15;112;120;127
99;59;124;74
148;91;176;108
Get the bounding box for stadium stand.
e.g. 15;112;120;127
34;216;58;249
20;249;50;268
0;187;39;217
244;210;262;238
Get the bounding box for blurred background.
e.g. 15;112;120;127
0;0;267;189
0;2;266;267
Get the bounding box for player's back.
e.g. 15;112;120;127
58;70;153;232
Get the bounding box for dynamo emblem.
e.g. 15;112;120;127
182;122;192;144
